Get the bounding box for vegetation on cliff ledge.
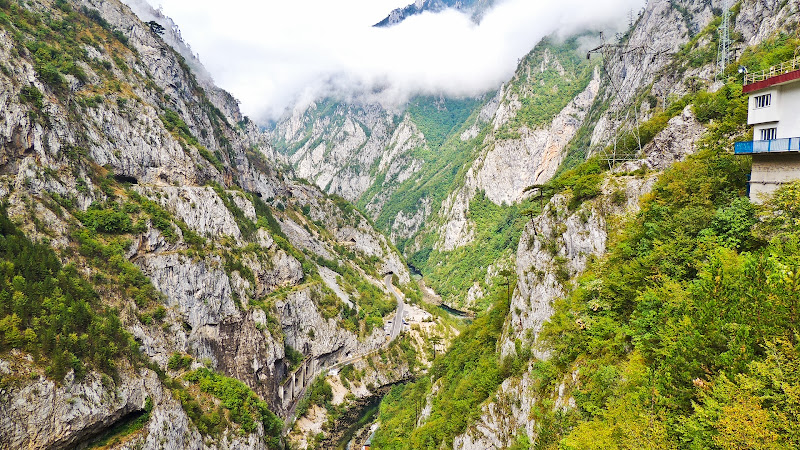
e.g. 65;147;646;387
534;81;800;448
0;208;136;380
372;290;510;448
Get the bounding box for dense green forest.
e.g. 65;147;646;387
521;34;800;449
406;97;481;149
0;208;136;380
536;96;800;448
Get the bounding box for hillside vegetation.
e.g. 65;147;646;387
368;19;800;445
372;290;512;448
359;96;484;236
404;36;597;310
536;84;800;448
0;207;137;381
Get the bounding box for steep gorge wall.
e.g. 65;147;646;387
452;0;798;446
0;0;412;447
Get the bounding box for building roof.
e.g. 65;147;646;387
743;54;800;94
744;69;800;94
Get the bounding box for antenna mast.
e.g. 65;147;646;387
716;0;731;81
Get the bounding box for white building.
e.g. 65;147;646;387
736;56;800;202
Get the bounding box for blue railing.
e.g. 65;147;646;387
735;138;800;154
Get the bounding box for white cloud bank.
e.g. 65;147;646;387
143;0;646;121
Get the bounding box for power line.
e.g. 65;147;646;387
716;0;731;81
587;33;673;168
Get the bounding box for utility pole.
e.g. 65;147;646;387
716;0;731;81
499;269;514;302
430;335;442;359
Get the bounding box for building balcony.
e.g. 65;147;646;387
743;55;800;94
734;138;800;155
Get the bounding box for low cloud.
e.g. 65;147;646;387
141;0;645;122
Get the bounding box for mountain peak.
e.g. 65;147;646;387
374;0;494;27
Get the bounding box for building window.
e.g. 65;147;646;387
760;128;777;140
754;93;772;108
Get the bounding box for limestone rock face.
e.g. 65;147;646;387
453;365;541;450
209;312;285;404
452;172;656;448
437;69;601;251
501;195;606;359
138;254;240;330
477;69;601;206
278;102;401;203
461;88;503;141
288;184;412;284
278;289;383;363
0;364;147;450
252;250;305;298
590;0;797;150
436;171;478;252
613;105;705;173
0;0;415;446
139;186;243;239
736;0;795;46
273;102;433;241
0;361;274;450
389;196;432;242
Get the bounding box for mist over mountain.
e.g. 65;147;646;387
374;0;495;27
140;0;643;122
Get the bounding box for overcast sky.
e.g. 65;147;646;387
145;0;646;122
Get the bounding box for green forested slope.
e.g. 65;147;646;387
0;208;136;380
404;36;597;311
533;83;800;447
371;290;512;448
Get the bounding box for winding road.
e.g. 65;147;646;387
385;274;406;340
282;274;407;431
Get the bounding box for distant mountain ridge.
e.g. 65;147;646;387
374;0;494;27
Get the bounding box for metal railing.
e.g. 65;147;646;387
734;137;800;154
744;54;800;85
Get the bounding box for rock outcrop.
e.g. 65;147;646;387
0;0;416;447
500;195;606;359
437;68;601;251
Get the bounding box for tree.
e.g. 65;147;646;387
147;21;165;35
429;335;442;359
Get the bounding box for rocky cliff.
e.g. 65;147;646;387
270;36;600;311
436;63;601;253
0;0;414;447
272;0;797;445
451;0;798;447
